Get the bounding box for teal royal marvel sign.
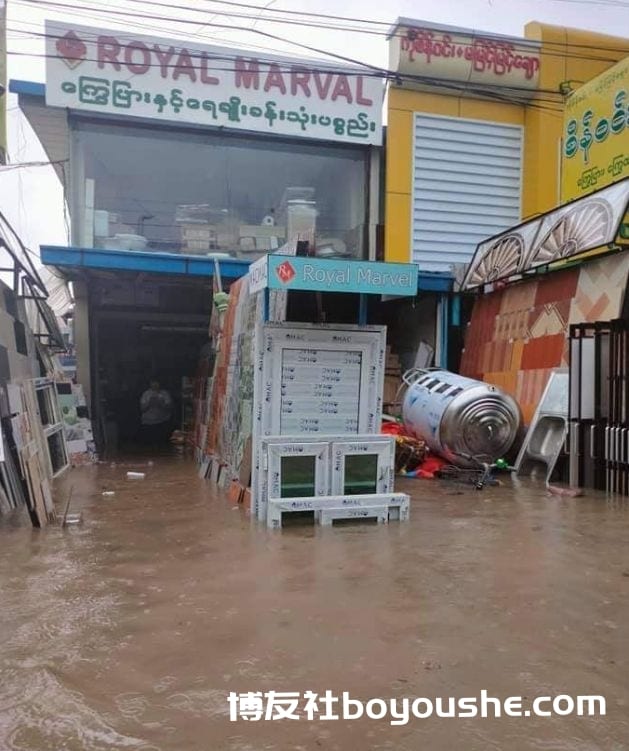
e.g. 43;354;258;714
263;256;418;296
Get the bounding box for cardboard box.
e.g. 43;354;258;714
180;222;217;253
181;224;216;241
183;240;213;254
386;353;401;369
228;480;242;504
239;224;286;239
239;237;256;251
383;375;401;404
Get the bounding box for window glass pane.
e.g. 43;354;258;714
280;455;316;498
36;386;57;427
14;320;28;356
47;430;67;474
344;454;378;495
74;121;367;259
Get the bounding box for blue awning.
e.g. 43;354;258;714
41;245;251;280
9;79;46;98
41;245;454;292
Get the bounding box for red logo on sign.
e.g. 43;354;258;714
57;30;87;69
275;260;296;285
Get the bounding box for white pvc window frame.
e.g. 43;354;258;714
252;323;386;521
255;323;386;439
330;437;395;496
266;441;330;500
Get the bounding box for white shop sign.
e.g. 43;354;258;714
45;21;383;145
388;19;540;94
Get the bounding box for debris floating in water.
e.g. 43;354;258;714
102;491;115;496
126;472;145;480
547;484;584;497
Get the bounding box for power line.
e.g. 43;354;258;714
13;0;387;73
175;0;393;27
4;47;567;117
8;18;629;67
17;0;629;55
0;159;70;171
10;0;629;85
101;0;391;37
4;22;570;108
7;14;295;58
19;1;629;116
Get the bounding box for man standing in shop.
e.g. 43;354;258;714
139;378;173;445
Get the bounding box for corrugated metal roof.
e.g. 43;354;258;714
412;113;523;272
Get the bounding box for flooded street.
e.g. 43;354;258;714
1;456;629;750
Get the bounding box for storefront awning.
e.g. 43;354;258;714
462;178;629;291
40;245;252;280
41;246;453;293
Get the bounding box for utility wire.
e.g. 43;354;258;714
16;0;629;54
7;21;619;89
4;47;566;116
7;22;622;70
19;0;628;116
9;0;629;94
0;159;69;171
7;14;296;58
4;22;569;109
105;0;392;37
13;0;388;73
172;0;394;27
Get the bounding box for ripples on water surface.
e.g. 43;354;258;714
1;460;628;750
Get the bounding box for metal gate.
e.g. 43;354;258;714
569;319;629;494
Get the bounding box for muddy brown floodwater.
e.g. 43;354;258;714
1;455;629;750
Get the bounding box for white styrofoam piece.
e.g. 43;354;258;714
67;439;88;454
317;506;390;526
267;492;410;529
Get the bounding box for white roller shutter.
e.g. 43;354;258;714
412;113;523;272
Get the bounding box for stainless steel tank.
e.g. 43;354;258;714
402;369;521;467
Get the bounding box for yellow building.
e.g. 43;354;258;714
385;18;629;267
561;54;629;203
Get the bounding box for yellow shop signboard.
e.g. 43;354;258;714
561;56;629;203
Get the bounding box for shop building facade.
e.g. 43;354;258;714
384;18;629;270
14;16;629;442
33;20;384;260
455;35;629;489
11;21;393;443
